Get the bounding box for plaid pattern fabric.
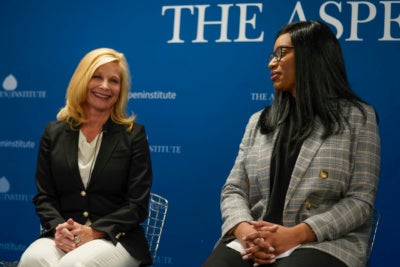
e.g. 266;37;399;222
219;103;380;267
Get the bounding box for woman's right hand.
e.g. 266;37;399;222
237;221;277;264
54;218;77;252
232;222;258;248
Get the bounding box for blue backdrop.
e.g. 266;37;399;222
0;1;399;266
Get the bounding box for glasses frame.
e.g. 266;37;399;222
268;46;295;63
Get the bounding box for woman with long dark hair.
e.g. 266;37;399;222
202;21;380;267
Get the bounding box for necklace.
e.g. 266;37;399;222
87;132;102;188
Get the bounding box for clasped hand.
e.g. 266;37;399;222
240;221;301;266
54;218;92;252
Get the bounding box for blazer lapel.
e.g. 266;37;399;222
284;121;325;207
258;130;279;198
63;126;83;186
87;126;121;188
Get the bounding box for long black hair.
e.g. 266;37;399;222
258;20;367;139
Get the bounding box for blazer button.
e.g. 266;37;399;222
305;200;312;210
115;232;126;239
319;170;328;179
83;211;89;217
80;190;87;197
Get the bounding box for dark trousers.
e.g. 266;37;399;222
202;242;347;267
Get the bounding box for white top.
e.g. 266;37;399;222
78;131;102;189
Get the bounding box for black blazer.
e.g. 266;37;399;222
33;119;153;265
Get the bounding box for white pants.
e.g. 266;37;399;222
18;238;141;267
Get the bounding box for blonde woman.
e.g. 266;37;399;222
19;48;153;267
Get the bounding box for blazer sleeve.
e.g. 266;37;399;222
304;105;381;241
33;122;66;233
220;111;261;237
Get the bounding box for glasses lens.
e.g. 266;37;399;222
268;53;275;62
275;48;282;61
269;48;281;63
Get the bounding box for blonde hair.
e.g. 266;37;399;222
57;48;135;131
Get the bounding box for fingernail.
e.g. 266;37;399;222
268;247;275;252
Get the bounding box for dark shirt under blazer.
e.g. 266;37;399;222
33;119;153;266
220;103;380;267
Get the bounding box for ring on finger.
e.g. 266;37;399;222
73;235;81;244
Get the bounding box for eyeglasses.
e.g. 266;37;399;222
268;46;295;63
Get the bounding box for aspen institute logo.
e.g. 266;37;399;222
1;74;46;98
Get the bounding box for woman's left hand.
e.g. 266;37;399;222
69;219;107;247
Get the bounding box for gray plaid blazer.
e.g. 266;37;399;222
219;103;380;267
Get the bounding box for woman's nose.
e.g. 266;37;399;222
100;80;110;89
268;58;277;69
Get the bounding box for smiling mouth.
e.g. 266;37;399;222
93;92;110;99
